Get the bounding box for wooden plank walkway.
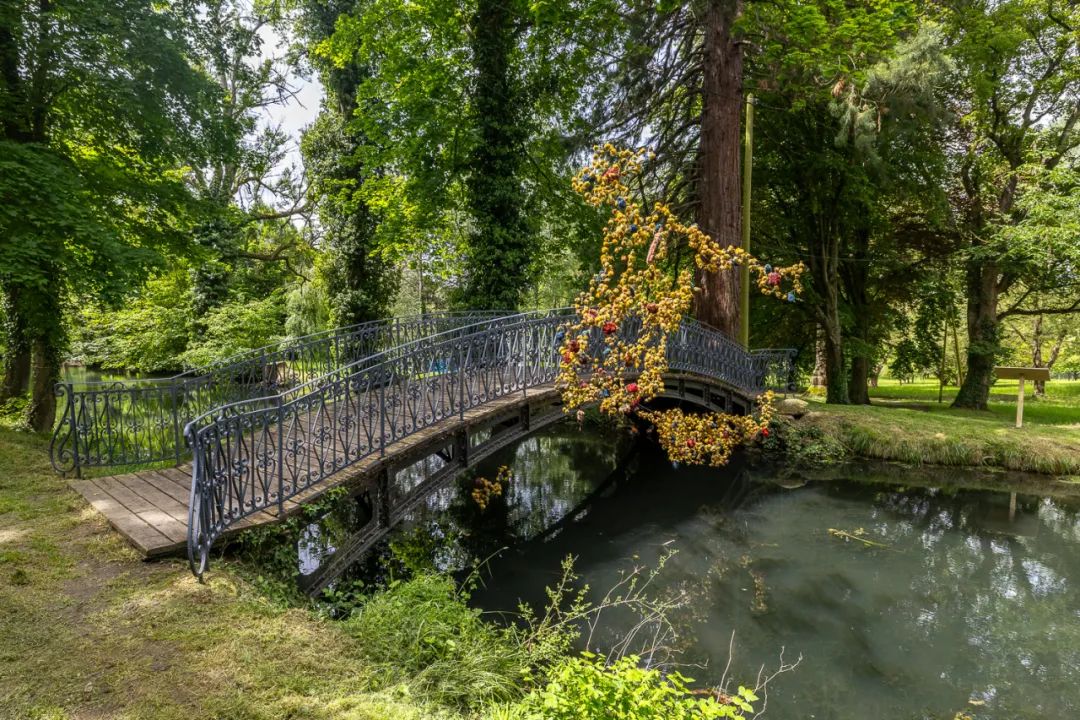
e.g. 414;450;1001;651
68;385;560;558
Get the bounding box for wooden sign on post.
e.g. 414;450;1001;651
993;367;1051;428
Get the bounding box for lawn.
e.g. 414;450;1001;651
0;428;462;720
795;379;1080;475
868;377;1080;426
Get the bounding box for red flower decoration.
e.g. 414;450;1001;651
568;340;580;353
761;427;770;437
686;438;696;448
602;166;620;181
562;352;573;364
646;302;658;313
626;382;639;393
602;321;618;335
767;271;782;286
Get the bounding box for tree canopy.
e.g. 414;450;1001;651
1;0;1078;428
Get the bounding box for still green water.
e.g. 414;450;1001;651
60;365;167;387
311;422;1080;719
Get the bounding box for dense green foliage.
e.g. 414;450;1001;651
502;653;758;720
5;0;1075;412
3;5;1077;719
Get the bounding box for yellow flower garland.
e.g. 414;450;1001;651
558;146;803;467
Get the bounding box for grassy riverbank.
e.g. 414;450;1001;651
0;427;478;720
790;379;1080;475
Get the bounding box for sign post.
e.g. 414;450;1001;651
993;367;1050;428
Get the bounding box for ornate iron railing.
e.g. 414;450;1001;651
49;312;511;474
184;311;796;576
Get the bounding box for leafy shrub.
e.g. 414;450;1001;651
761;417;849;466
179;292;287;367
72;270;194;372
499;653;757;720
343;574;533;710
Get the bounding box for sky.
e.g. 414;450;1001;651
257;23;324;182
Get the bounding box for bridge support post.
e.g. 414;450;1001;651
454;428;469;467
377;467;391;528
520;402;531;432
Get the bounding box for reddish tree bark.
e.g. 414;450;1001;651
693;0;743;339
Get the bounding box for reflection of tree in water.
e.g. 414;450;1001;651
490;466;1080;720
872;489;1080;719
322;422;633;581
450;425;631;563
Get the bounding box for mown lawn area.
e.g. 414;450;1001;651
0;427;462;720
795;379;1080;475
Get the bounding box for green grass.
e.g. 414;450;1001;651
867;378;1080;426
796;379;1080;475
0;427;471;720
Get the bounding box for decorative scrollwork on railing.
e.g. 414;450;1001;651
184;310;796;577
49;312;512;474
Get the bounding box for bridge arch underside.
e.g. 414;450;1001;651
290;372;753;595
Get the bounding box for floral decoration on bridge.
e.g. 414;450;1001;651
557;145;804;467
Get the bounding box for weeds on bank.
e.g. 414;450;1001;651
782;380;1080;475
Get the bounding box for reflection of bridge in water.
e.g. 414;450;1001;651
49;310;796;578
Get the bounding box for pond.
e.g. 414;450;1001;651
304;421;1080;720
61;365;171;388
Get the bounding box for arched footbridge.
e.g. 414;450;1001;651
50;310;796;578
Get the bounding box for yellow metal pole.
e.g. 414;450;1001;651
740;94;754;348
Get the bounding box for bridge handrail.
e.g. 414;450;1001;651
49;311;517;473
184;311;796;576
166;310;513;382
181;309;574;431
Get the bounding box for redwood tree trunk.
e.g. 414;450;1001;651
952;259;999;410
693;0;743;338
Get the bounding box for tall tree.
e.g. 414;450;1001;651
693;0;745;335
0;0;227;429
459;0;531;310
944;0;1080;409
301;0;399;326
314;0;616;312
747;3;952;402
589;0;748;335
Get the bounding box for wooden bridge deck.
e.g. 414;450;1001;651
69;385;560;558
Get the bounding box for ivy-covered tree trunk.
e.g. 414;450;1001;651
693;0;743;337
809;225;847;404
25;268;63;431
0;285;31;401
304;1;399;332
460;0;529;311
952;259;999;410
27;336;57;431
822;309;846;404
843;231;872;405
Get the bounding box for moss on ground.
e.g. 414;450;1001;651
0;428;465;720
790;379;1080;475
